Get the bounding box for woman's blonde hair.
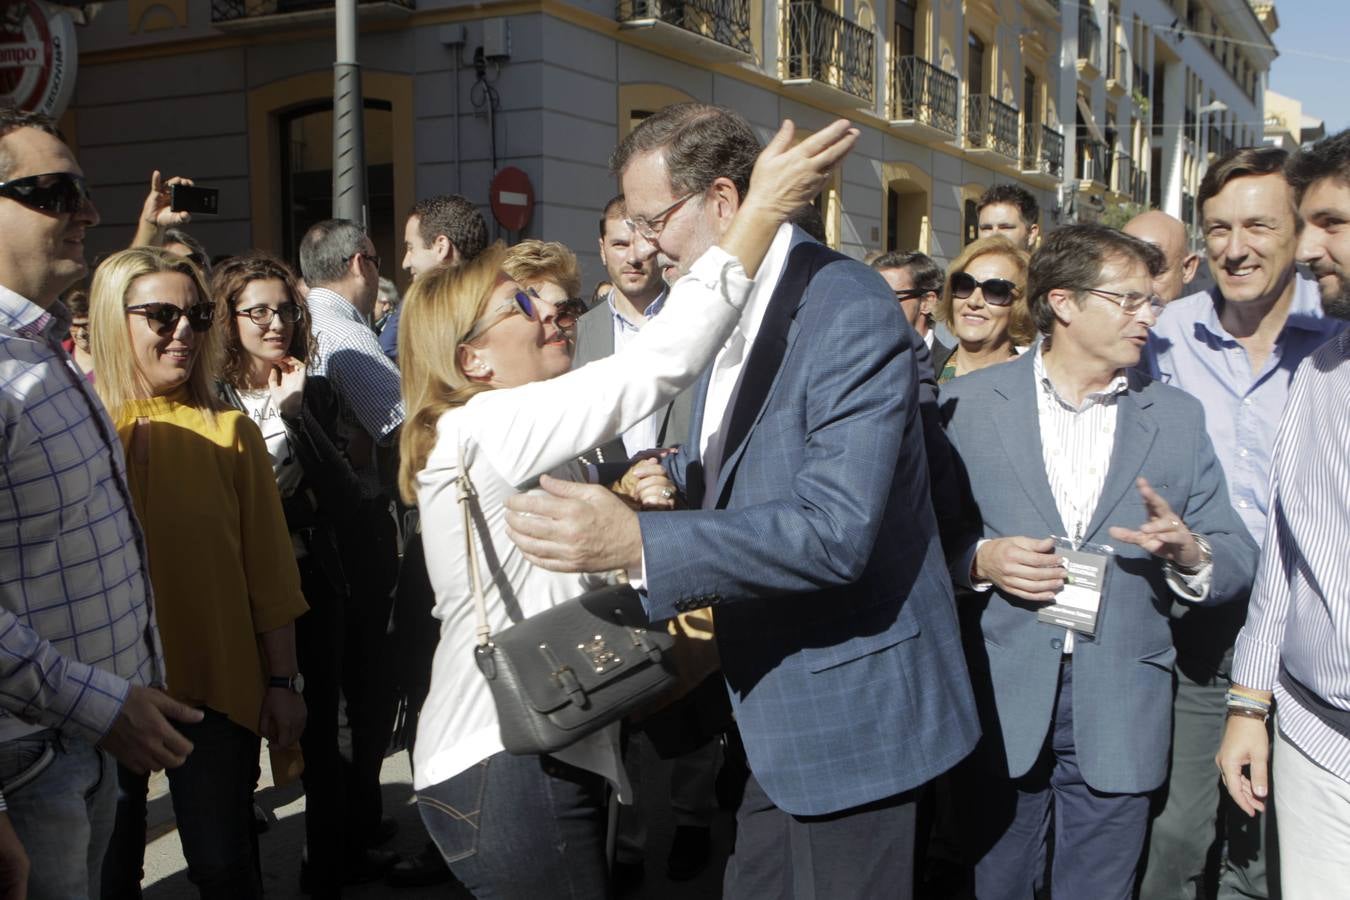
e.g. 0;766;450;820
502;240;581;299
397;242;508;504
90;247;223;419
937;235;1037;347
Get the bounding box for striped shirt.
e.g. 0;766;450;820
0;285;162;747
1232;332;1350;782
1032;348;1209;651
306;287;405;444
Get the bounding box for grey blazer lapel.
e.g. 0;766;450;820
993;354;1067;536
1084;378;1158;541
573;303;615;369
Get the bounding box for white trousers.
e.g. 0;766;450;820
1274;727;1350;899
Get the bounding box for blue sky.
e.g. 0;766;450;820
1268;0;1350;135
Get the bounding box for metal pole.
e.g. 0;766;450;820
333;0;367;226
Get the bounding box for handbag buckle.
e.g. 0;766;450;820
579;635;621;674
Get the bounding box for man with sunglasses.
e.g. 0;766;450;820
871;250;950;360
503;104;976;898
940;224;1257;900
0;106;206;898
298;219;409;883
1138;147;1348;900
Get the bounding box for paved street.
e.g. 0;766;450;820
141;743;733;899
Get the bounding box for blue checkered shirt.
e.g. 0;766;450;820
306;287;405;444
0;285;162;750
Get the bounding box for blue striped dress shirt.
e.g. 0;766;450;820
1232;332;1350;781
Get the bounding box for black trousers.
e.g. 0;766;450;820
336;501;400;843
723;772;918;900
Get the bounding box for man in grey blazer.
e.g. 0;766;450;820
504;105;978;898
941;224;1259;900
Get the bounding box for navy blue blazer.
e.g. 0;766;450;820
639;230;980;816
940;351;1259;793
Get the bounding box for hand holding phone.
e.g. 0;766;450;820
170;184;219;216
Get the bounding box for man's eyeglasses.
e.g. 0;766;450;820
125;302;216;335
625;192;697;241
236;303;303;327
1082;287;1164;317
343;250;381;273
555;298;588;322
0;172;92;214
68;320;90;334
950;272;1018;307
463;288;580;343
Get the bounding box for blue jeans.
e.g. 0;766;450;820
101;708;262;899
0;730;116;900
417;751;609;899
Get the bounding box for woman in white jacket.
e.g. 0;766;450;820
396;118;857;898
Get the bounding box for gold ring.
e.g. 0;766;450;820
660;487;674;500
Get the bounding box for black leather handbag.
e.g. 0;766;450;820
456;446;679;756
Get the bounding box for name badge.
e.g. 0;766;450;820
1037;537;1112;637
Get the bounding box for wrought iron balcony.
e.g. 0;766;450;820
1041;126;1065;179
889;56;959;138
1077;10;1101;72
211;0;412;25
965;94;1019;160
1113;152;1134;196
617;0;754;61
1077;139;1109;186
782;1;875;104
1022;122;1064;183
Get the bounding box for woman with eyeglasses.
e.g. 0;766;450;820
210;251;369;896
396;119;856;898
935;235;1036;384
90;247;309;899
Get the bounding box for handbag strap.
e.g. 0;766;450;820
456;442;492;648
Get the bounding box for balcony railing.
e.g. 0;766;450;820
617;0;754;56
966;94;1019;159
783;1;875;103
211;0;411;23
890;55;959;135
1077;139;1108;184
1113;152;1134;195
1022;123;1065;178
1077;10;1101;69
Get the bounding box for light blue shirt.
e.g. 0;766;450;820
608;288;667;457
1143;272;1347;546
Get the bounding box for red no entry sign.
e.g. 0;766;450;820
490;166;534;232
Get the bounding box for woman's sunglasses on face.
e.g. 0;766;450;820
125;302;216;335
0;172;92;214
950;271;1017;307
463;287;580;343
235;303;303;327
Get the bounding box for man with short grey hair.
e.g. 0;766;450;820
298;218;406;890
1123;209;1199;304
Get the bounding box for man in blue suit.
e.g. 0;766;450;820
503;103;980;897
940;224;1259;900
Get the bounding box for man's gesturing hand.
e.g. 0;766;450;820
1216;714;1270;817
1108;477;1203;569
505;475;645;574
973;536;1065;602
98;685;204;774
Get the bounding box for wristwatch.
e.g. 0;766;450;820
268;673;306;694
1174;533;1213;575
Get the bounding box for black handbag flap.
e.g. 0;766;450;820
488;584;676;715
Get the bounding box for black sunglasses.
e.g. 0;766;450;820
126;302;216;335
950;271;1017;307
236;303;303;326
0;172;91;214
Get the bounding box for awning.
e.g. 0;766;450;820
1077;95;1107;144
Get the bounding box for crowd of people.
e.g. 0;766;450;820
0;95;1347;900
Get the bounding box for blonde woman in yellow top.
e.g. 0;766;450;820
89;247;309;899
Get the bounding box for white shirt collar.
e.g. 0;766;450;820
1033;343;1129;412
